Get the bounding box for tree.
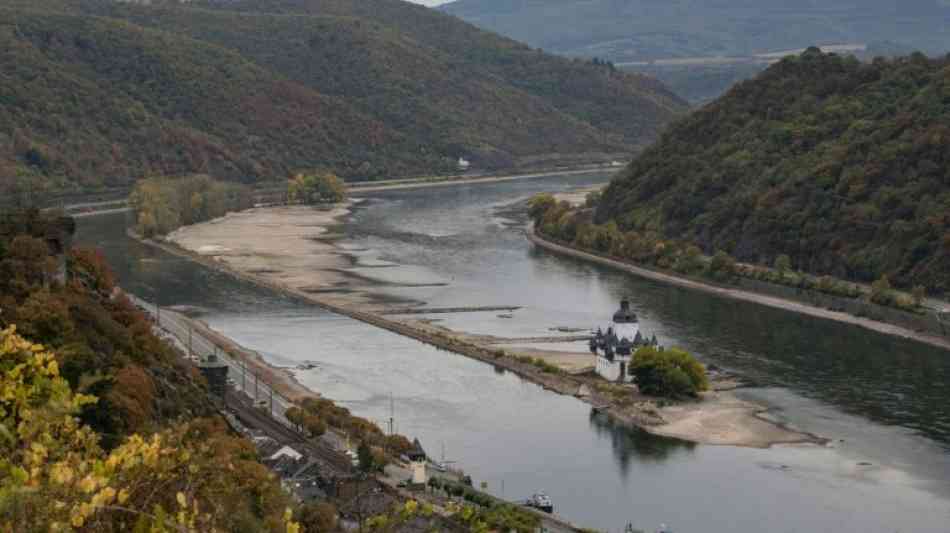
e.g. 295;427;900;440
303;414;327;438
707;250;737;281
0;325;299;532
288;172;347;205
870;274;892;304
774;254;792;277
285;406;306;432
527;194;556;222
629;346;708;398
673;245;703;274
357;442;375;473
911;285;927;307
296;502;338;533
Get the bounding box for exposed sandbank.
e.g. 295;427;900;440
151;205;825;448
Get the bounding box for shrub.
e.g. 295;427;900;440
706;250;737;281
287;172;347;204
528;194;557;222
629;346;708;398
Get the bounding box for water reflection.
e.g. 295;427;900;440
73;176;950;533
588;411;695;477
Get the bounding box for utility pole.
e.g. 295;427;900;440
388;391;394;436
254;371;259;401
269;387;274;417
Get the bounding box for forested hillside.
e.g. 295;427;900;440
0;210;297;530
0;0;685;197
595;50;950;294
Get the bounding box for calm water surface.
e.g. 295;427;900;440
77;173;950;532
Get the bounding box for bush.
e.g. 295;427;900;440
130;175;252;237
630;346;708;398
706;250;737;281
288;172;347;204
528;194;557;222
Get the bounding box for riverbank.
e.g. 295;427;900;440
527;228;950;353
127;204;824;448
347;167;620;195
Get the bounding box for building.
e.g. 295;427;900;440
198;354;229;397
406;438;428;485
591;299;658;383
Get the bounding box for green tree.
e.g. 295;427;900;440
527;193;557;223
870;274;893;304
774;254;792;277
288;172;347;205
707;250;737;281
357;442;375;473
629;346;708;398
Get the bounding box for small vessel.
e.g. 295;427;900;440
525;491;553;513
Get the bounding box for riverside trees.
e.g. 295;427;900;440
287;172;347;205
528;192;926;312
130;175;252;237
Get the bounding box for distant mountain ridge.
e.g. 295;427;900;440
0;0;685;196
441;0;950;62
595;49;950;294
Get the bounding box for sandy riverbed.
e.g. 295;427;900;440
163;205;822;448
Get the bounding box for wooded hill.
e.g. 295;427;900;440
0;210;299;530
441;0;950;63
595;49;950;294
0;0;685;197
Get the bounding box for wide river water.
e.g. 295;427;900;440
78;173;950;532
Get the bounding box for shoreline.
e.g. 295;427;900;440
347;166;620;195
125;205;824;449
527;227;950;353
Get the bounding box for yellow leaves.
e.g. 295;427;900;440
284;508;301;533
92;486;117;507
46;359;59;377
50;462;75;485
177;492;188;509
70;502;94;528
79;474;99;494
118;488;130;504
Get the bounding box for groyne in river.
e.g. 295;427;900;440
77;172;950;532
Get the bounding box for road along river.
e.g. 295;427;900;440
77;172;950;532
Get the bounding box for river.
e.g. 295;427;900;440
77;173;950;533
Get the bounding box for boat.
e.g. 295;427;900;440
525;491;553;513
